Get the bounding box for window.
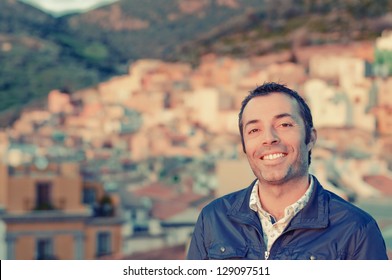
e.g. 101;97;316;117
96;232;111;257
36;238;53;260
35;182;53;210
82;188;97;205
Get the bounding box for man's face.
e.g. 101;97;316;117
242;92;316;186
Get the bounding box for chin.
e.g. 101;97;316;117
259;172;288;184
263;177;287;185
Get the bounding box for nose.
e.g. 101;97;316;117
263;127;280;145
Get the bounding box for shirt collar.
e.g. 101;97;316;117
249;175;314;221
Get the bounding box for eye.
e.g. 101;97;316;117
279;123;294;128
248;128;260;135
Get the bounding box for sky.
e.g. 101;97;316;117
19;0;119;16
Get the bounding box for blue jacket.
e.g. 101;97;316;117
187;176;388;260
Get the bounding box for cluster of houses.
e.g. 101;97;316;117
0;31;392;259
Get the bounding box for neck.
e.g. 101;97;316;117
257;175;310;220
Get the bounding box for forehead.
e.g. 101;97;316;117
242;92;301;120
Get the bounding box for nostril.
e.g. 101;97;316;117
263;138;279;145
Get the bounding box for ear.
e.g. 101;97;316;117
307;128;317;151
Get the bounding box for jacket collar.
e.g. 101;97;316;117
226;179;260;228
227;175;329;230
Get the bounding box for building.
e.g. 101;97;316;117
304;79;348;128
374;30;392;76
0;161;123;260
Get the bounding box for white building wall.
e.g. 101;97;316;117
189;88;219;132
345;86;376;132
376;30;392;51
218;111;239;134
339;57;366;89
309;55;341;80
304;79;347;128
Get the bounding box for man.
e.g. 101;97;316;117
187;82;388;260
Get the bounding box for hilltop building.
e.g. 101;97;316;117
0;161;123;260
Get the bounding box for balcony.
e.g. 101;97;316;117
33;202;56;211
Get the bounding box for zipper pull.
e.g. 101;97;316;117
264;250;270;260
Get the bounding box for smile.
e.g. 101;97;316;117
261;153;286;160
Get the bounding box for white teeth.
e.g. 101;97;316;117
263;153;285;160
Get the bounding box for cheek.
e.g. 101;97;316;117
285;138;306;155
244;138;258;154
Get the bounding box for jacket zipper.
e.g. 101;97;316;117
265;226;303;260
264;250;270;260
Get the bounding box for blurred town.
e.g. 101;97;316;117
1;30;392;260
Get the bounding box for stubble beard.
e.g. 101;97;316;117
248;151;309;187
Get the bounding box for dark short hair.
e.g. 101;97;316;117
238;82;314;164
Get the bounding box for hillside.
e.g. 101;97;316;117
181;0;392;58
1;0;392;127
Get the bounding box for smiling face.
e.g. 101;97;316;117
242;92;316;186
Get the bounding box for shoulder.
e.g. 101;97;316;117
311;176;376;225
323;188;377;226
322;189;387;259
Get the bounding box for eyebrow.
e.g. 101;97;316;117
275;113;295;120
243;113;295;130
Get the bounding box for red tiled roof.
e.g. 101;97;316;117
152;201;189;220
363;175;392;196
177;192;205;204
151;192;205;220
132;182;177;201
132;182;206;219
